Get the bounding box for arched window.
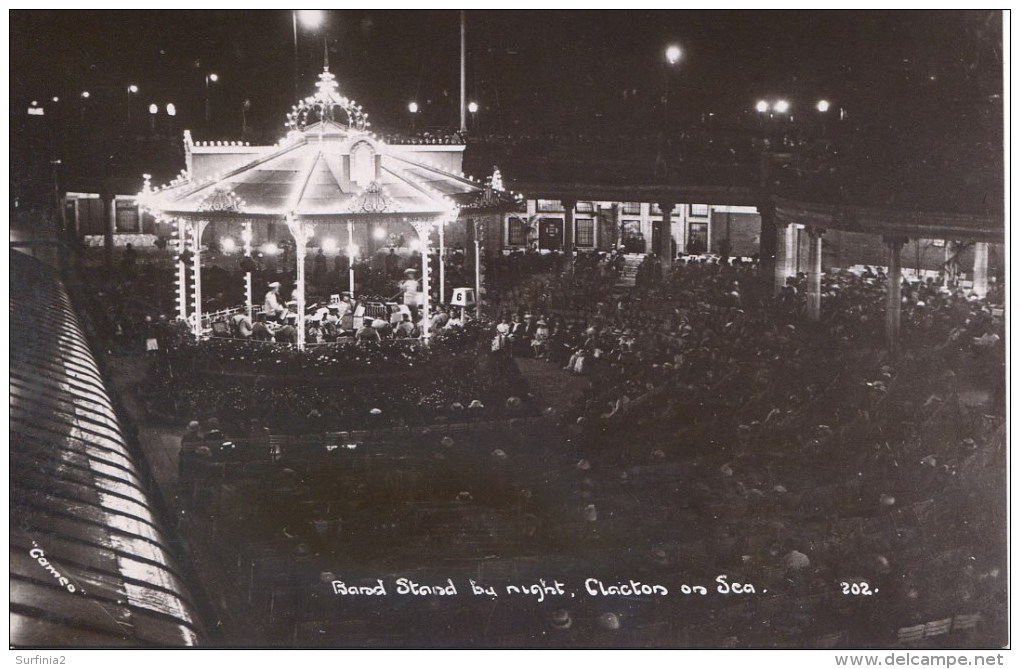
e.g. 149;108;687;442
350;142;376;186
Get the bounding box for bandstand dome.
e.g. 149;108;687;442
137;65;517;348
140;69;488;224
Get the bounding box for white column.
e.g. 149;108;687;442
885;236;906;354
347;221;355;294
784;223;797;278
774;222;789;295
287;214;313;351
242;221;253;318
806;227;824;321
438;219;446;305
191;220;207;338
176;218;188;321
972;242;989;298
475;222;482;319
410;219;434;340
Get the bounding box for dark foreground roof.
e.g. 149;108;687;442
10;251;204;647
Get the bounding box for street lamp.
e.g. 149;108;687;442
755;100;769;113
79;91;90;125
663;43;682;128
205;73;218;125
665;44;682;65
408;101;419;131
148;103;158;131
467;101;478;131
816;99;830;113
773;99;790;114
127;84;138;124
166;103;177;117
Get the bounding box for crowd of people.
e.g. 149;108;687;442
77;236;1006;647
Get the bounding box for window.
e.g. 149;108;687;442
690;204;709;217
537;199;563;212
576;201;596;214
622;202;642;215
350;142;376;186
115;199;140;232
508;217;528;246
575;218;594;247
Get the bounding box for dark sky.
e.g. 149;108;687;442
10;10;1003;138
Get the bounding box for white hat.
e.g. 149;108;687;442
268;281;281;288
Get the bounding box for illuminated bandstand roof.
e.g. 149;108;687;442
139;66;518;224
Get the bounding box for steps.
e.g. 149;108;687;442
615;253;645;288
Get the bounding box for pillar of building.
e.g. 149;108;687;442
562;199;576;268
438;219;446;305
972;241;989;298
286;214;312;351
806;226;825;321
102;190;116;270
884;236;907;354
784;224;798;277
758;200;778;289
613;202;622;250
657;202;675;273
175;218;189;322
773;222;789;295
410;219;434;340
242;221;254;318
191;220;208;338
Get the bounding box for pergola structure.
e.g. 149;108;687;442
139;66;517;349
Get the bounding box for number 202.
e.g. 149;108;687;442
841;581;873;595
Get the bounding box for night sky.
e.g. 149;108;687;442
11;10;1003;137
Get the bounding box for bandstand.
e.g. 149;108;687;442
138;65;518;349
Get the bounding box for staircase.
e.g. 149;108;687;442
615;253;645;288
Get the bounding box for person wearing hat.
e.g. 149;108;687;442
306;317;322;344
356;317;381;344
275;314;298;344
178;420;204;489
531;319;550;359
492;321;511;355
231;311;253;339
509;313;529;357
264;282;286;322
250;312;274;341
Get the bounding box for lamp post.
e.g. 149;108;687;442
293;10;325;99
408;101;419;132
127;84;138;124
205;73;218;125
663;44;682;125
468;101;478;132
79;91;89;125
148;103;158;132
474;223;483;320
347;221;356;294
